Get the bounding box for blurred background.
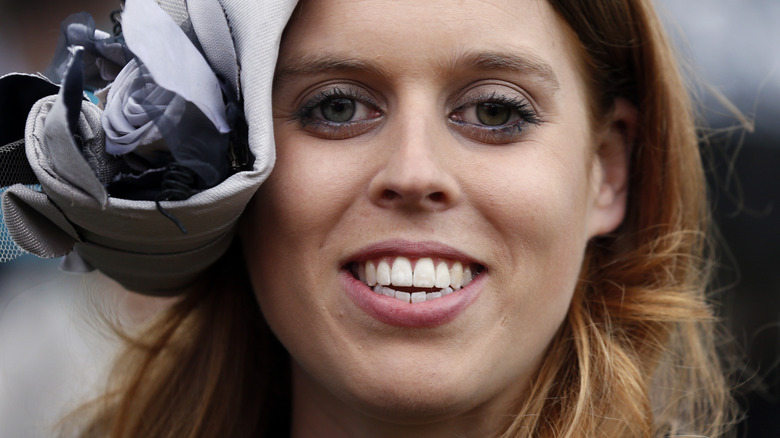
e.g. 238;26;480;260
655;2;780;437
0;0;778;436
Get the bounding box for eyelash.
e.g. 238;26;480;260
294;86;542;143
295;87;383;139
448;92;542;144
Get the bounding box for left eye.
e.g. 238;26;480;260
455;101;523;127
476;102;514;126
447;88;542;144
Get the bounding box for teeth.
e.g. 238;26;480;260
434;261;450;288
426;292;442;301
391;257;414;287
373;284;396;297
410;292;427;303
365;261;377;286
395;291;411;303
462;266;472;287
358;264;367;283
450;262;463;289
359;257;480;303
376;260;392;286
413;258;436;288
372;285;452;303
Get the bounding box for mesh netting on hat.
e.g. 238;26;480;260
0;140;37;263
1;71;58;263
0;140;38;262
0;190;28;263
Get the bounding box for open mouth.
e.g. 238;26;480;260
346;256;485;303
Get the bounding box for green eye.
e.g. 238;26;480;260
476;102;511;126
321;98;356;122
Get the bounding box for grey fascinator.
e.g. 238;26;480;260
0;0;299;295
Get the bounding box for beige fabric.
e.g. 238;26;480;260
0;0;299;295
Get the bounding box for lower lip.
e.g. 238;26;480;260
340;271;484;328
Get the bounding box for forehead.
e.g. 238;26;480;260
278;0;584;90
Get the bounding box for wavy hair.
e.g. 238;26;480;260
498;0;738;436
67;0;737;436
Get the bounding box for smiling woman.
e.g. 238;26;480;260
250;1;630;433
0;0;737;437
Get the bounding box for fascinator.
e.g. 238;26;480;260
0;0;299;295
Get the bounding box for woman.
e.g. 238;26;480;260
0;0;736;436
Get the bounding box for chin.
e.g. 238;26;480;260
298;349;523;426
339;376;480;423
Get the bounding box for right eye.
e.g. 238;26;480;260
296;87;384;139
311;97;372;123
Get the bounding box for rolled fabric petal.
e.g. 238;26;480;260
102;58;170;157
46;12;132;88
13;94;248;294
122;0;229;134
45;48;109;206
102;57;229;187
2;185;80;258
219;0;299;183
188;0;240;98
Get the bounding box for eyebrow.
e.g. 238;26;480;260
454;51;561;91
275;56;383;82
274;50;560;90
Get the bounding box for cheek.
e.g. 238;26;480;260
256;127;373;235
466;140;594;332
467;143;593;258
243;139;356;254
238;133;368;326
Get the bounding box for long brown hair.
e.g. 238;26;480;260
498;0;737;436
69;0;737;436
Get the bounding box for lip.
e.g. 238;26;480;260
340;240;486;328
342;240;483;265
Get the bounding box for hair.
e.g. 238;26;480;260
66;0;737;436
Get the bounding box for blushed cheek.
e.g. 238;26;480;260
267;136;368;231
484;164;591;317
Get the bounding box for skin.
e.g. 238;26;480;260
240;0;636;436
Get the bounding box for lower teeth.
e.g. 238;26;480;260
372;285;454;303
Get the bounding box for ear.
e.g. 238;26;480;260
587;97;637;238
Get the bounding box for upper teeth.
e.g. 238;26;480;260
355;257;476;303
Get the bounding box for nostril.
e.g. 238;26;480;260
382;189;399;201
427;192;445;202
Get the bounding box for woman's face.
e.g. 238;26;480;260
242;0;630;431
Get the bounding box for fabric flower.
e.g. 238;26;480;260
101;0;235;190
46;12;131;89
102;58;180;165
0;0;296;292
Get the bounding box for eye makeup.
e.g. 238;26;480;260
448;89;542;144
290;80;543;144
294;86;384;139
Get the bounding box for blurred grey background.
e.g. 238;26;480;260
655;2;780;437
1;0;778;436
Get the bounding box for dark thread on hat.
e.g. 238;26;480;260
155;164;198;234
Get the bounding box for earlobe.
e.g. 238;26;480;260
588;97;638;238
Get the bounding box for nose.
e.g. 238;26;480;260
368;115;461;212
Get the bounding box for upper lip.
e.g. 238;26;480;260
341;239;485;267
